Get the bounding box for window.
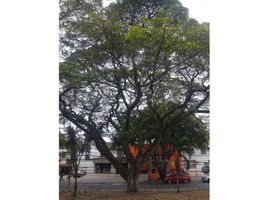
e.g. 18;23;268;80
190;160;197;169
201;149;206;154
95;163;111;173
85;154;90;160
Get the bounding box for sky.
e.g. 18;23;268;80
179;0;209;22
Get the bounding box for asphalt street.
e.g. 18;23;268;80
59;174;209;191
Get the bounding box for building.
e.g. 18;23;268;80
59;142;119;174
183;147;210;176
91;143;118;173
59;142;209;176
59;149;71;174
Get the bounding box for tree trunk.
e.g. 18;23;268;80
68;165;71;190
156;153;169;182
158;167;167;181
176;172;180;193
73;159;78;196
126;176;139;192
176;156;180;193
157;157;168;181
155;144;174;182
74;177;77;196
124;166;140;193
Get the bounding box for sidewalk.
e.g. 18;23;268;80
60;173;202;184
60;173;149;184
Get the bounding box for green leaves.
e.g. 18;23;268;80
59;61;80;80
59;0;209;171
125;24;147;44
128;101;209;151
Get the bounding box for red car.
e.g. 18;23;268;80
164;173;191;183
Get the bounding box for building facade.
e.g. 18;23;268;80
183;147;210;176
59;142;118;174
59;143;209;176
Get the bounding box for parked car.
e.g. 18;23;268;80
80;170;87;176
201;173;210;182
164;173;191;183
72;170;87;178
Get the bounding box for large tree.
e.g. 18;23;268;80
59;0;209;192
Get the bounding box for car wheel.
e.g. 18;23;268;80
168;180;172;184
184;179;188;183
207;179;209;183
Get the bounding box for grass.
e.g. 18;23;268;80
59;190;209;200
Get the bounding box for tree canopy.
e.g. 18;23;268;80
59;0;209;192
124;101;208;180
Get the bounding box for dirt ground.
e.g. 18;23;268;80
60;189;209;200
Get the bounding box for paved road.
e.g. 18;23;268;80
59;174;209;191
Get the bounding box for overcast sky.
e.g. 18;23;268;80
180;0;209;22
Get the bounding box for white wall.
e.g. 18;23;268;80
183;148;210;176
79;159;95;173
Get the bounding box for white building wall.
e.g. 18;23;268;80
90;145;101;159
184;148;210;176
79;158;95;173
78;145;117;173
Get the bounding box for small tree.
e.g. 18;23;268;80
65;126;90;196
